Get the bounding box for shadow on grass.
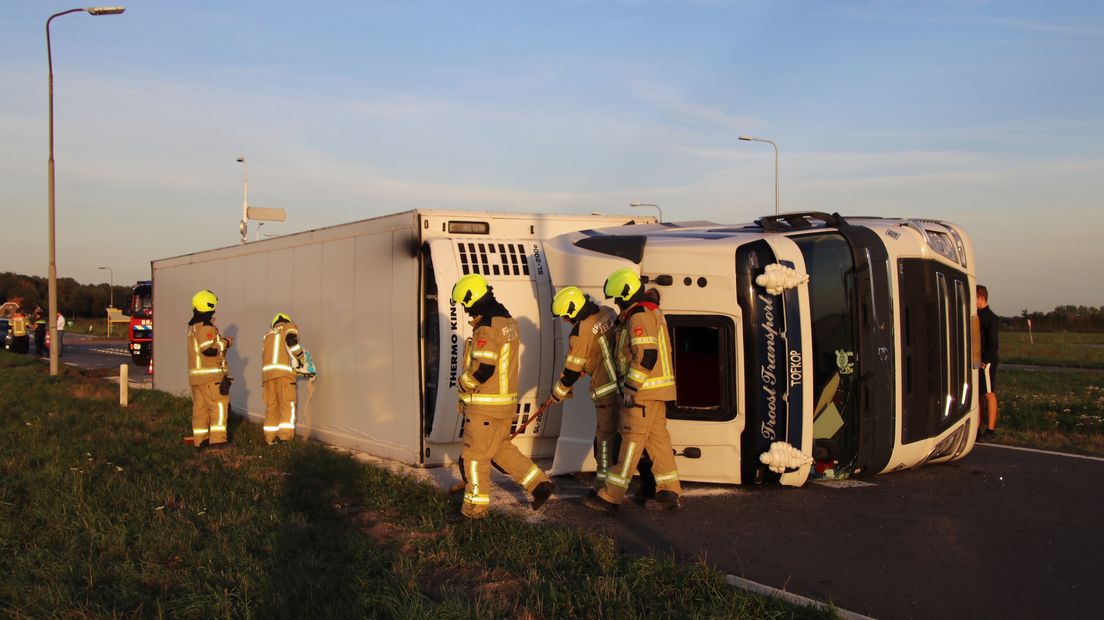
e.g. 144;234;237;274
258;443;409;618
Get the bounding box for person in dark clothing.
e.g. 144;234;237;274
977;285;1000;441
32;310;47;357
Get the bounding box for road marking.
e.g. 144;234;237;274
810;479;877;488
725;574;874;620
89;348;128;357
977;442;1104;463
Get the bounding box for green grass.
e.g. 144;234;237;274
66;318;128;339
0;352;833;619
1000;331;1104;369
993;368;1104;457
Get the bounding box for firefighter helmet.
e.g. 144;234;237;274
604;268;641;302
551;286;587;319
192;290;218;312
452;274;489;308
272;312;292;327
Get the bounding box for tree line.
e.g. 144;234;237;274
1;271;134;319
1010;306;1104;333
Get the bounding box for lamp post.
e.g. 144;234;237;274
738;135;780;214
237;156;248;243
47;6;126;376
97;266;114;309
629;202;663;223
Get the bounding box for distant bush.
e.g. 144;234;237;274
1;271;133;319
1008;305;1104;333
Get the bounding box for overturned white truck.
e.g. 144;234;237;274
153;209;979;486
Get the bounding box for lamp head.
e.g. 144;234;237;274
87;7;126;16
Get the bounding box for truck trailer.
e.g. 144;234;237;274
153;209;979;487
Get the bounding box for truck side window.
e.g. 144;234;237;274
666;315;737;422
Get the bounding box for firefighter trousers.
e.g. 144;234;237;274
598;399;681;504
593;403;618;488
262;377;297;443
460;411;550;519
191;381;229;446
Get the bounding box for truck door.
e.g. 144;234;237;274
421;238;557;463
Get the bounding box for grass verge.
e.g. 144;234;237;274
1001;331;1104;369
994;367;1104;457
0;352;833;619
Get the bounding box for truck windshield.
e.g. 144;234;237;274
132;285;153;318
791;232;859;465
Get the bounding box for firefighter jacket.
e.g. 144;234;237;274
617;301;676;402
457;315;520;419
262;320;305;382
552;305;619;405
10;314;28;337
187;322;230;386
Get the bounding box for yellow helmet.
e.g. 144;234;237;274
551;286;587;319
272;312;292;327
192;290;218;312
452;273;489;308
604;268;641;302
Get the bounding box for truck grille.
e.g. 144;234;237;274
458;242;531;277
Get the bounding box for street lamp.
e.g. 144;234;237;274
97;266;114;309
237;156;248;243
47;6;126;376
738;135;780;214
629;202;663;223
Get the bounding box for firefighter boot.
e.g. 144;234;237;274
581;494;620;515
644;490;681;512
531;480;554;511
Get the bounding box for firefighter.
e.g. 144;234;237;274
583;268;682;513
10;308;30;355
261;312;306;445
452;273;553;518
549;286;620;491
186;290;233;449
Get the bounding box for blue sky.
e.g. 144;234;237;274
2;0;1102;314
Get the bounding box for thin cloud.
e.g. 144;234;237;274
625;77;764;130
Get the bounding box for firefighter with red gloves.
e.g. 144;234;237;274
452;273;553;519
583;268;681;513
186;290;232;449
261;312;306;445
549;286;620;491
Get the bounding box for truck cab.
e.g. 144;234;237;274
545;212;977;486
128;280;153;365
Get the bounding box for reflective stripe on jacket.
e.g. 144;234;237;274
262;321;302;382
187;323;228;386
552;306;619;405
458;315;520;419
617;303;676;401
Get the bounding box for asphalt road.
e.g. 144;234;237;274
53;335;150;377
539;445;1104;620
57;342;1103;619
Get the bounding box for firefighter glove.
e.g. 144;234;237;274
621;390;636;409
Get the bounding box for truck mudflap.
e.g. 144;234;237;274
737;240;812;486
